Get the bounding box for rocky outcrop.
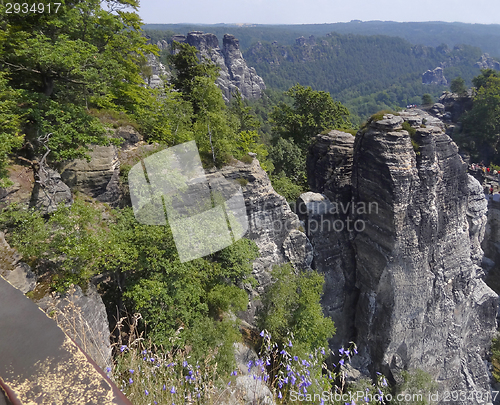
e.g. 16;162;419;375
303;111;498;403
299;130;358;348
145;53;168;89
475;53;500;71
436;91;474;123
35;284;113;372
483;196;500;297
351;113;496;402
172;32;266;101
210;158;312;323
59;144;121;207
422;66;448;85
0;164;34;208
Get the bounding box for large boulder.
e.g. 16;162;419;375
59;144;121;207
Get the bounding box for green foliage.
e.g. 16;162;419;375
104;209;259;370
271;84;350;148
257;263;335;355
450;76;467;95
392;369;438;405
422;93;433;105
270;173;305;202
473;69;500;90
133;86;194;145
0;199;259;371
460;74;500;163
0;72;24;187
228;91;261;133
0;199;108;290
269;137;307;186
370;109;398;122
244;34;482;121
492;335;500;382
168;42;220;114
0;0;158;160
402;121;417;137
234;177;249;187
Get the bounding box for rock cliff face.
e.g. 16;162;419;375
173;32;266;101
305;111;498;403
298;131;358;348
208;158;312;323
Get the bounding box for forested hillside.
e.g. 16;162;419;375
245;34;485;120
144;21;500;56
146;26;493;121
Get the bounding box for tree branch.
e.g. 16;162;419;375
2;61;87;85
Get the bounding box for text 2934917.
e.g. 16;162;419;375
4;3;61;13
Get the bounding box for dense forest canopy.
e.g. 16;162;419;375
144;21;500;56
146;26;492;122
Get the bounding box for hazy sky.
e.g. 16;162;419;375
138;0;500;25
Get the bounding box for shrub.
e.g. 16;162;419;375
240;154;253;164
257;263;335;356
270;173;305;203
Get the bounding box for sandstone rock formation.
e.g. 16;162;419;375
422;66;448;85
59;144;121;207
145;53;168;89
172;32;266;101
209;158;312;323
436;91;474;123
35;284;113;372
299;131;358;348
303;111;498;403
475;53;500;71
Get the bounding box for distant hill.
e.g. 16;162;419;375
144;21;500;56
243;33;489;120
144;22;499;122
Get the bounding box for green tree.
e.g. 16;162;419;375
461;74;500;163
257;263;335;355
269;137;306;186
228;91;260;133
472;69;500;91
270;84;351;148
422;93;433;105
0;0;156;161
168;41;220;114
450;76;467;95
0;72;24;187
